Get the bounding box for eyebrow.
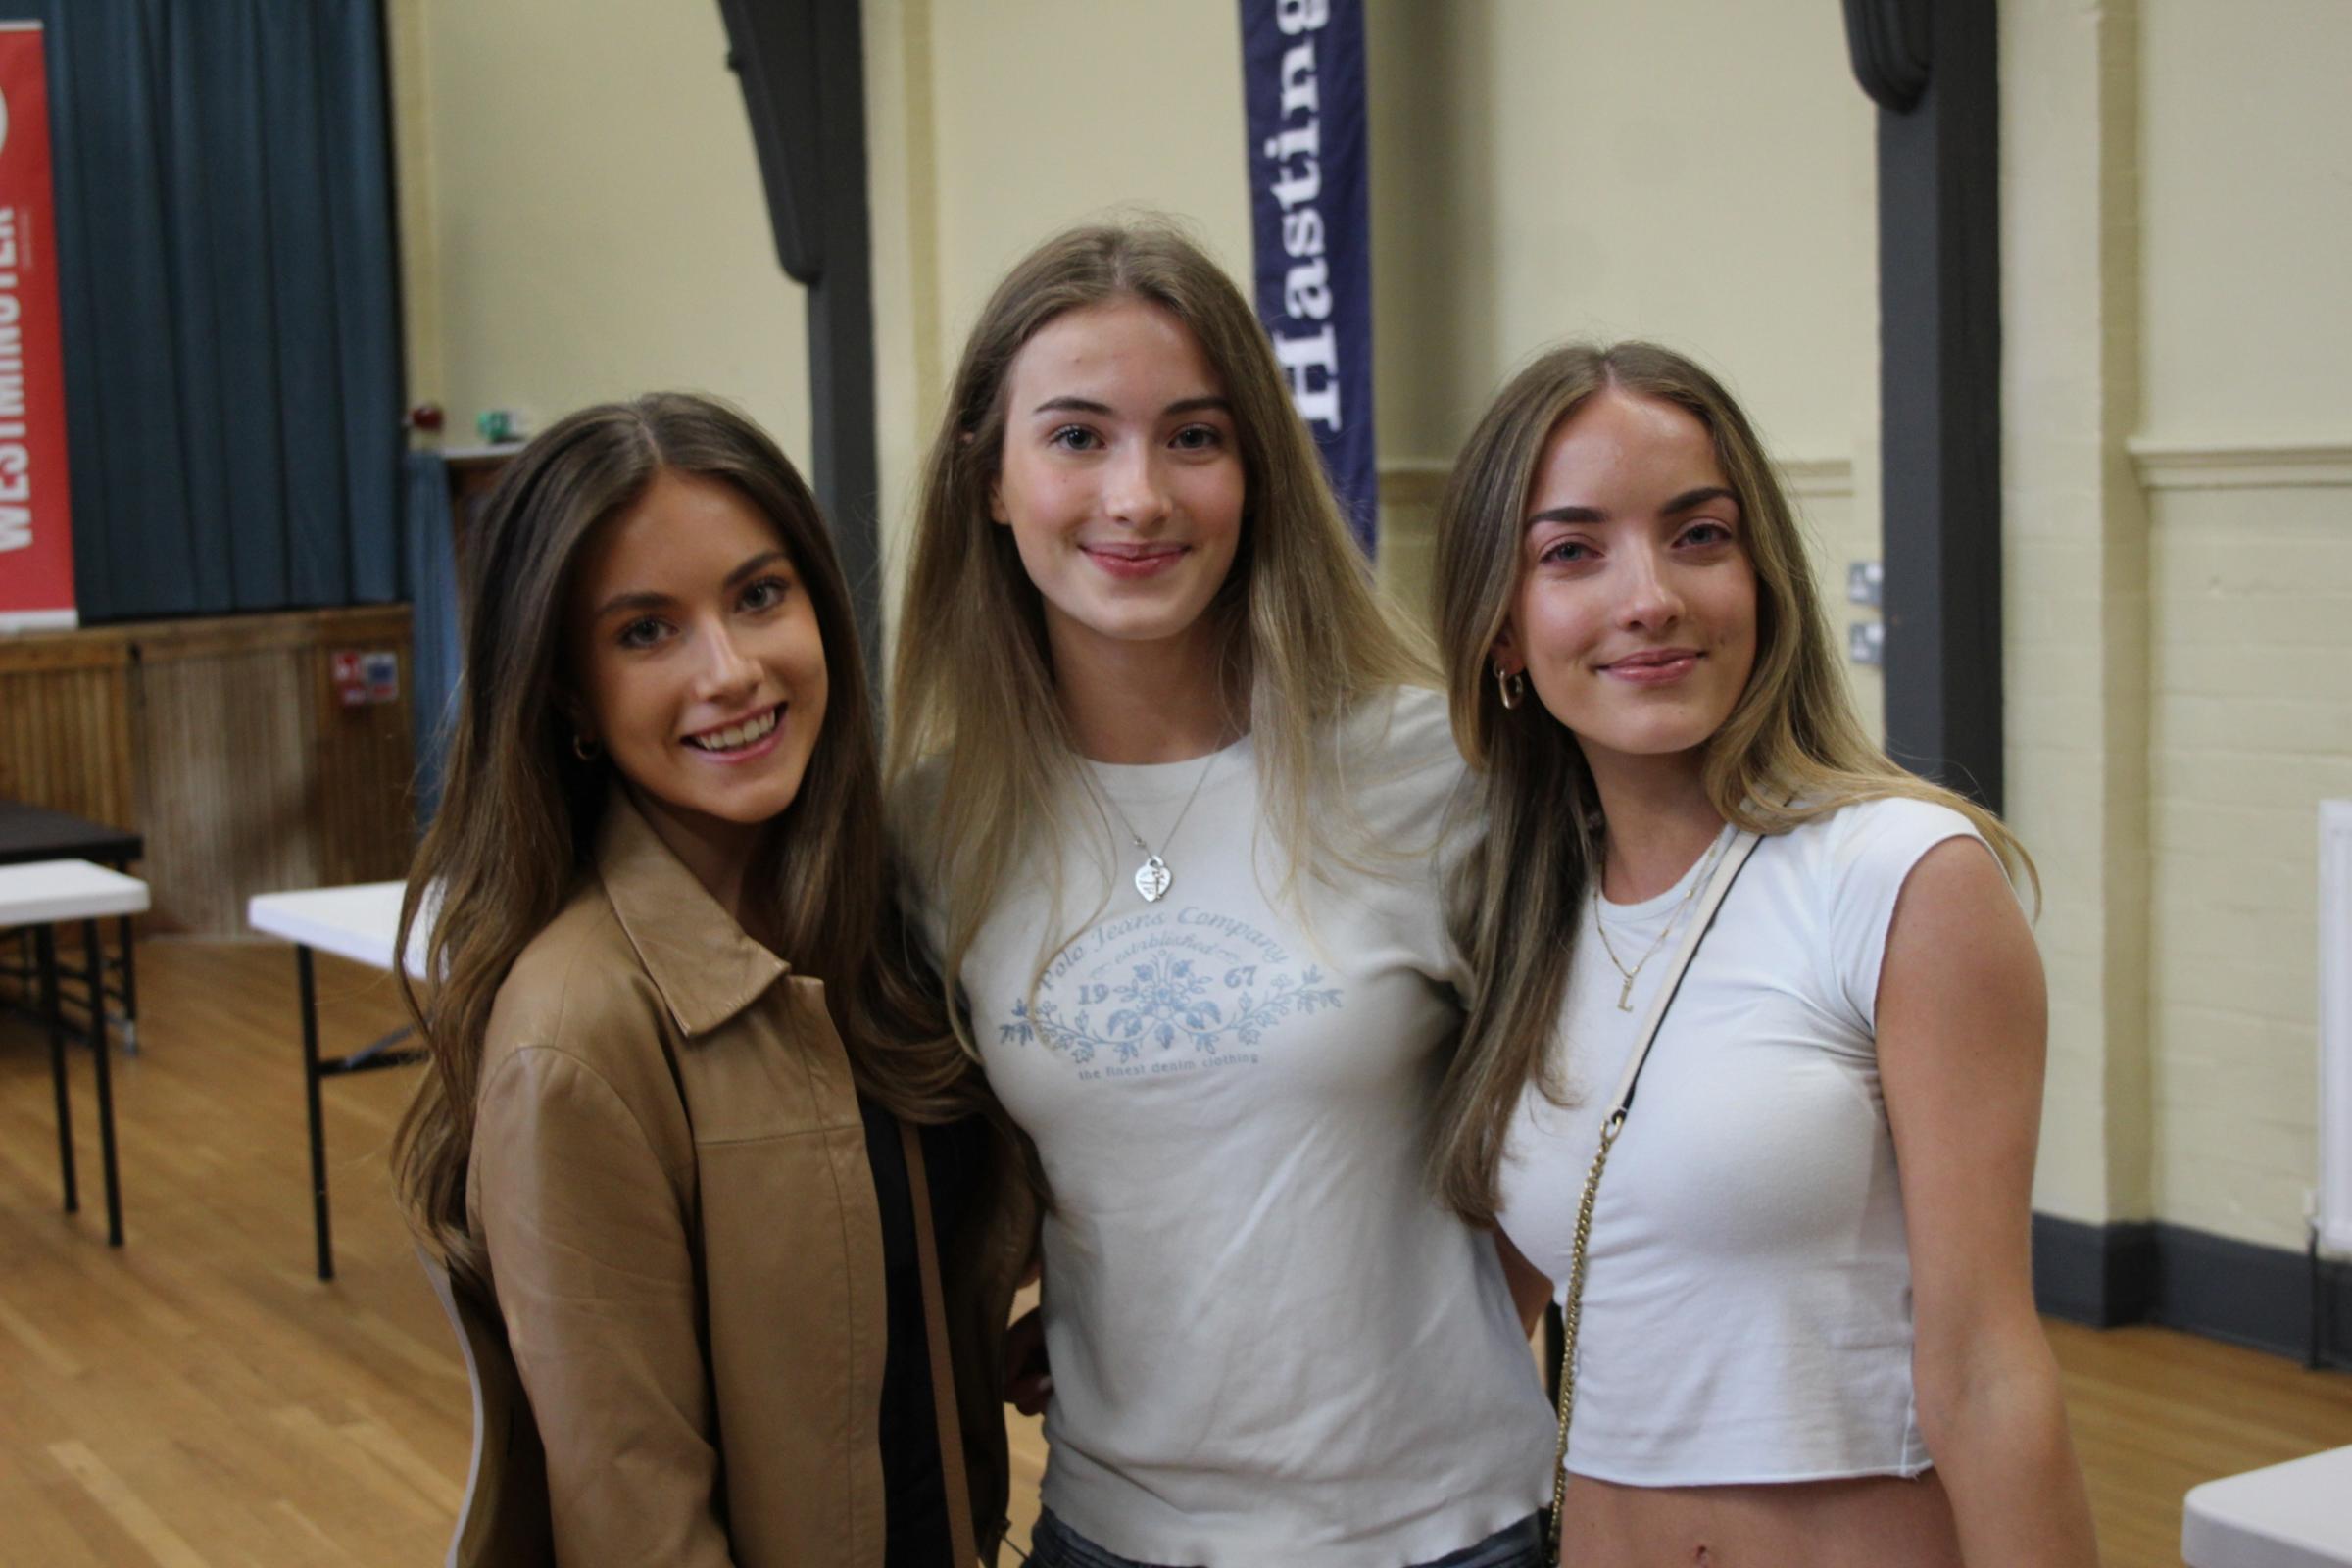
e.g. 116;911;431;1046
724;548;791;588
1525;485;1739;528
1029;394;1234;417
590;549;790;619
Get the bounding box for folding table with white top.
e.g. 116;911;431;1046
0;799;144;1051
2183;1445;2352;1568
0;858;150;1245
246;881;428;1281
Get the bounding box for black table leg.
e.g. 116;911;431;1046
298;945;334;1281
36;926;75;1215
116;910;139;1054
82;919;122;1247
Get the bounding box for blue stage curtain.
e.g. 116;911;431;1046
0;0;403;621
402;450;458;824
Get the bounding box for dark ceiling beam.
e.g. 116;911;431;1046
1844;0;2005;811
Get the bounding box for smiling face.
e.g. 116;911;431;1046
990;298;1247;671
567;467;828;897
1497;388;1758;781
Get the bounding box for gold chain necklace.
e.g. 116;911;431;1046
1591;829;1730;1011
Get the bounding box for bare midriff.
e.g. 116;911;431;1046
1558;1469;1963;1568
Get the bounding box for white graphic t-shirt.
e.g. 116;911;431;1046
909;687;1553;1568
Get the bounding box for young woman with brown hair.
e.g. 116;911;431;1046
889;223;1556;1568
392;393;1033;1567
1430;342;2097;1567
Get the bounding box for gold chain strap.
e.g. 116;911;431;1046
1544;1108;1625;1567
1537;826;1760;1566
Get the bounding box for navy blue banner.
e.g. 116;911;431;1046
1239;0;1376;553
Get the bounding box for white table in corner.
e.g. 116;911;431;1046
2183;1445;2352;1567
246;881;430;1283
0;858;150;1247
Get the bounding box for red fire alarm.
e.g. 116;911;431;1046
330;651;368;708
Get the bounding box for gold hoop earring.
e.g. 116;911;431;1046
1494;662;1525;711
572;733;602;762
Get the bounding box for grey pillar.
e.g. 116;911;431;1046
717;0;883;686
1843;0;2004;810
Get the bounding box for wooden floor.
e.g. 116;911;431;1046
2;940;2347;1567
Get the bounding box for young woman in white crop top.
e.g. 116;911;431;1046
1427;342;2098;1567
886;223;1556;1568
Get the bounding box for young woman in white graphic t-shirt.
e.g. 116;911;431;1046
886;223;1557;1568
1427;341;2098;1567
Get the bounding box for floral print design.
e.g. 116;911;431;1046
1002;952;1342;1064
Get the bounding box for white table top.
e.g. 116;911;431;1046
0;859;151;926
246;881;430;979
2184;1444;2352;1567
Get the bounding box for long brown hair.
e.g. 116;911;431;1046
886;220;1431;1042
1427;341;2034;1224
394;393;976;1276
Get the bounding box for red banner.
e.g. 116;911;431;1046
0;24;74;631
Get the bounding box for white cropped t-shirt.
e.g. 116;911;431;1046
1495;797;1990;1487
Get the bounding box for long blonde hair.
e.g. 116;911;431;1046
1427;341;2034;1224
888;221;1430;1042
394;394;981;1279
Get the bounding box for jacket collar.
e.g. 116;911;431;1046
593;789;790;1039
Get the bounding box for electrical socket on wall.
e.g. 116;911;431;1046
1847;560;1884;607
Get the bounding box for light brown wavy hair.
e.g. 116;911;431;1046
1427;341;2034;1224
393;393;982;1278
887;221;1431;1043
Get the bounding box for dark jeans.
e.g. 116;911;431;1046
1027;1508;1545;1568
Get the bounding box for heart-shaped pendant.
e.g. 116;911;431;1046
1134;855;1172;903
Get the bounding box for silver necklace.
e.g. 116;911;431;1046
1592;828;1731;1011
1085;748;1221;904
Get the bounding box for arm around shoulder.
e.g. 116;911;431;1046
1875;839;2098;1568
473;1044;738;1568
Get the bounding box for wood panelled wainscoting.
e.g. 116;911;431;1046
0;609;416;933
0;633;138;834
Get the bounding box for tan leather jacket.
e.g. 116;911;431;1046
450;794;1034;1566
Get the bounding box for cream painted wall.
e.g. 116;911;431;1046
1998;0;2154;1230
1367;0;1876;468
393;0;810;460
1362;2;1880;707
2133;1;2352;1250
384;0;441;417
2145;472;2352;1248
922;4;1251;353
862;0;946;657
2000;0;2352;1249
861;0;1254;629
2139;0;2352;443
